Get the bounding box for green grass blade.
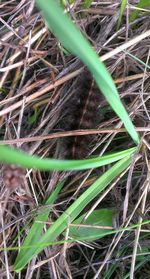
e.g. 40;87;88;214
36;0;139;145
130;0;150;21
124;50;150;70
117;0;127;30
83;0;92;8
15;180;64;254
69;209;115;241
0;145;136;171
14;154;133;272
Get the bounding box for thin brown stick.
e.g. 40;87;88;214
0;127;149;145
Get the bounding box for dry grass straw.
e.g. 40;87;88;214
0;0;150;278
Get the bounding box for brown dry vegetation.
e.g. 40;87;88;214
0;1;150;278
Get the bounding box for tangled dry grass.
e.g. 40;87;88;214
0;1;150;278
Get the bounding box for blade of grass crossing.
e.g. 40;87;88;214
36;0;139;144
14;154;133;272
0;145;136;171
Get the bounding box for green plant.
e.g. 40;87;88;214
130;0;150;21
0;0;141;273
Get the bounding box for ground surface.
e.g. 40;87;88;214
0;1;150;278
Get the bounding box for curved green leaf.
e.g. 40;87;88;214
0;145;136;171
36;0;140;144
